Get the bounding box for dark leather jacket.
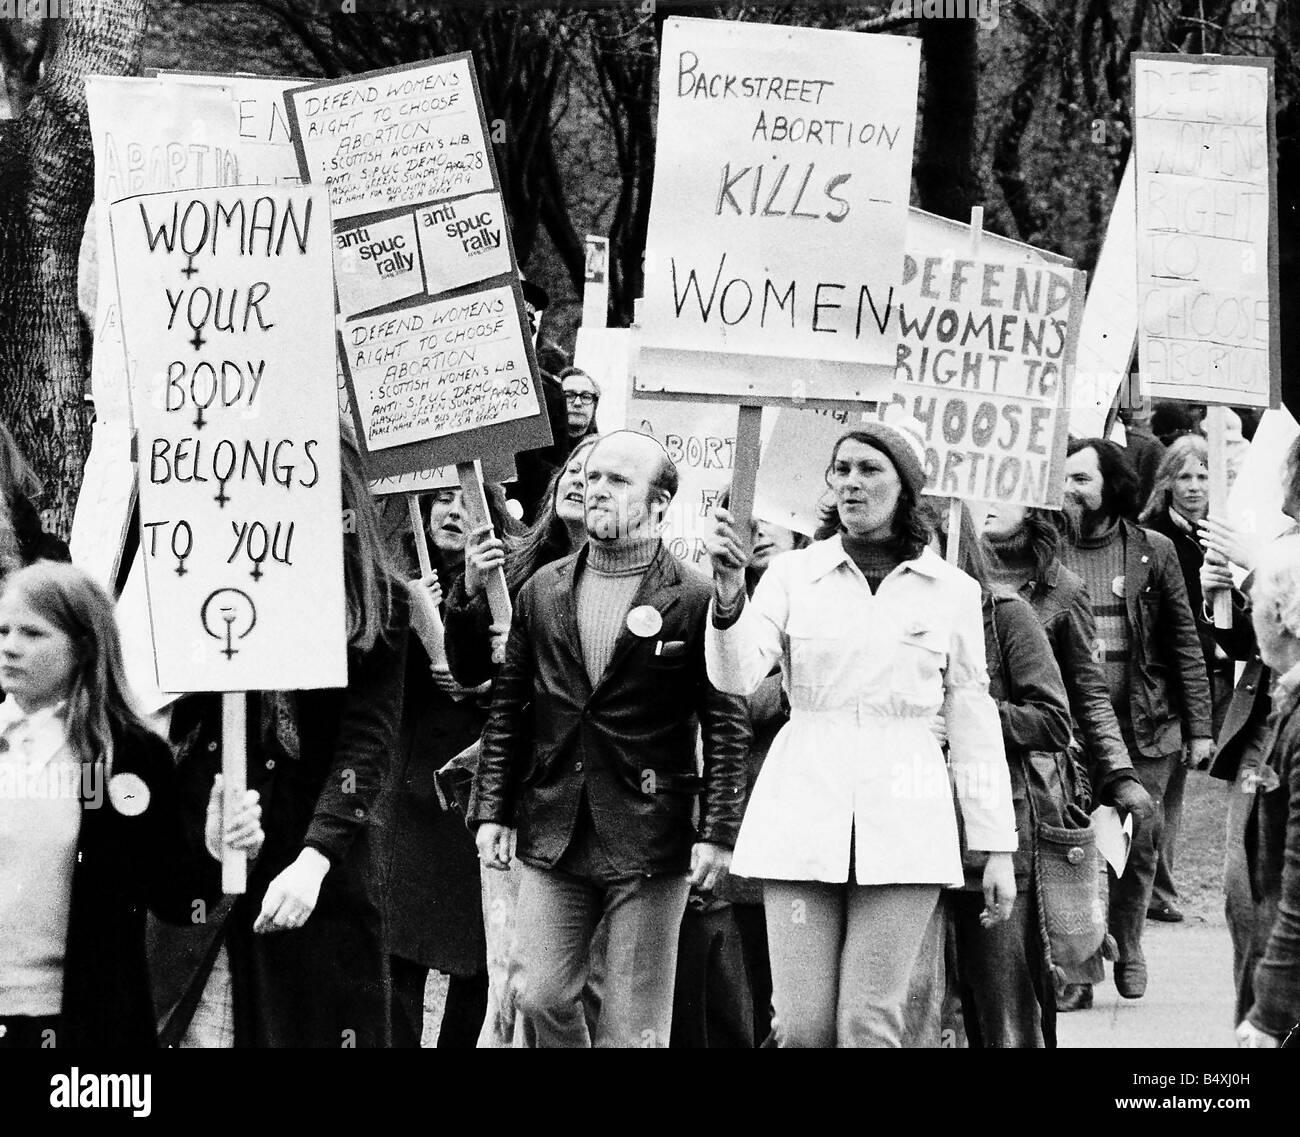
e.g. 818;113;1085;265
469;543;749;876
1064;520;1213;757
1007;558;1138;798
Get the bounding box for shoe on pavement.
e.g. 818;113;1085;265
1056;983;1094;1012
1114;961;1148;999
1147;901;1185;923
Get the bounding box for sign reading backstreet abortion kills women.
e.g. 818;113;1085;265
109;185;346;692
1133;54;1280;408
877;254;1086;508
637;18;920;403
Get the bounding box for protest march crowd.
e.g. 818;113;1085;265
2;17;1299;1053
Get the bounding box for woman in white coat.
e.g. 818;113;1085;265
705;423;1018;1047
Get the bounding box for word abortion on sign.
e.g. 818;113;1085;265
637;17;919;403
110;185;346;692
340;284;541;472
285;55;493;221
1133;54;1280;408
878;254;1086;507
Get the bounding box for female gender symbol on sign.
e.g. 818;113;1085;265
201;588;258;660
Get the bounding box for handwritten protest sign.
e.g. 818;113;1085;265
876;254;1085;508
340;284;539;473
109;185;346;692
286;55;493;222
1133;54;1280;408
87;77;240;425
636;17;920;404
287;57;550;480
632;401;738;567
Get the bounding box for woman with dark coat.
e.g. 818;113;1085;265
0;562;259;1048
157;427;408;1048
373;481;519;1047
442;439;595;1046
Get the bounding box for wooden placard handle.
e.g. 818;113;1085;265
945;498;963;565
727;405;764;554
942;206;983;567
221;692;247;895
456;460;513;633
405;492;448;668
1206;405;1233;630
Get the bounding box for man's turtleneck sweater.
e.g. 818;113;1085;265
1061;518;1131;731
576;536;660;684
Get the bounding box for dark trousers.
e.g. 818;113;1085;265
512;863;690;1047
0;1014;60;1048
1110;751;1180;966
951;890;1054;1048
1151;763;1187;908
670;903;754;1048
733;902;774;1045
1225;732;1276;1025
390;955;488;1048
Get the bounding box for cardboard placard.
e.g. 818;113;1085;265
1132;54;1280;409
1072;156;1139;437
339;285;539;471
582;235;610;329
87;74;309;425
879;255;1086;508
285;56;551;478
69;420;137;593
285;56;494;222
636;18;920;404
109;185;347;692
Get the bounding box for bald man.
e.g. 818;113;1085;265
470;431;749;1047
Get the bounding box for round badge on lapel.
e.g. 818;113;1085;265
108;772;150;816
1111;574;1126;599
626;605;663;639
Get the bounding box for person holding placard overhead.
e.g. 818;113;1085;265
704;424;1018;1048
159;425;408;1048
444;435;599;1047
372;482;517;1049
0;562;262;1048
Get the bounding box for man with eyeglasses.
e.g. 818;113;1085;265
559;367;601;453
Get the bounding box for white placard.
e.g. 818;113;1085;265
110;185;347;692
637;18;920;401
69;420;137;592
1133;55;1278;408
286;57;493;222
341;285;536;452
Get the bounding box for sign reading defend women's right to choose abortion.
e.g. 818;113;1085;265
637;18;920;404
1132;53;1280;409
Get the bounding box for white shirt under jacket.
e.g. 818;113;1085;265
705;537;1017;886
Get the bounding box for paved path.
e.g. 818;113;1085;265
1057;921;1236;1049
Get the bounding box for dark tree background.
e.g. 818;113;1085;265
2;0;1299;522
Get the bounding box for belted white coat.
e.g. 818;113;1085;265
706;537;1017;886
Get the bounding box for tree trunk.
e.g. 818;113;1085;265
913;16;979;222
0;0;146;536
